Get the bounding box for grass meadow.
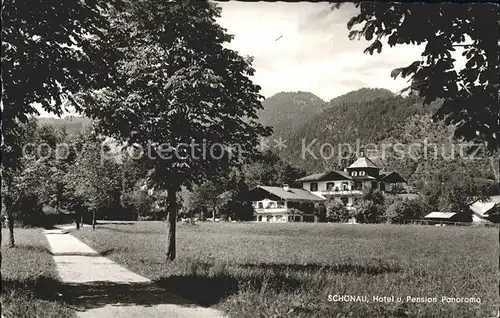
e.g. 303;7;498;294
73;222;499;317
1;228;75;318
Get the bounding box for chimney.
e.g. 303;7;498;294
283;184;290;191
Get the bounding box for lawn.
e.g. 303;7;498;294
1;228;75;318
73;222;499;317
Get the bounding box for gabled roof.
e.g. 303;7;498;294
348;157;379;169
469;195;500;217
424;212;457;219
257;186;325;202
379;171;407;183
297;170;350;182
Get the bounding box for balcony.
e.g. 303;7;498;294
320;189;363;196
255;207;288;214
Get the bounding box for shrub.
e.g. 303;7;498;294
383;196;428;224
326;200;350;223
354;200;383;224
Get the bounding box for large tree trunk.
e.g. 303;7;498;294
75;210;80;230
92;209;96;231
6;197;15;247
497;154;499;313
166;186;177;261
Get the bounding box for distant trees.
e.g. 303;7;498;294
422;171;491;214
383;196;427;224
243;151;305;189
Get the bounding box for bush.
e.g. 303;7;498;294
121;190;154;221
326;200;350;223
354;200;383;224
383;196;428;224
13;194;44;227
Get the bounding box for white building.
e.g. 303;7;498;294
297;156;407;209
248;185;324;223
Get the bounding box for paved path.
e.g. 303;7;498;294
44;227;226;318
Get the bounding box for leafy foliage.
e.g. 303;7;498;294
345;2;499;182
325;200;350;223
2;0;117;245
75;1;271;259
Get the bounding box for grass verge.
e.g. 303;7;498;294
73;222;499;317
1;228;74;318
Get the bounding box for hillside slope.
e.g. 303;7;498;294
258;91;328;137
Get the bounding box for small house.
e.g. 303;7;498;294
469;195;500;223
424;212;471;224
248;185;325;223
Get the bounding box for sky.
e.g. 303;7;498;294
37;1;464;117
216;2;427;102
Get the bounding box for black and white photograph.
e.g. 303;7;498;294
1;1;499;317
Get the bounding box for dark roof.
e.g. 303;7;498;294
379;171;407;183
297;170;351;182
348;157;379;169
257;186;325;201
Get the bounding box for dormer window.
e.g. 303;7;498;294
359;171;366;176
310;182;318;191
351;171;357;176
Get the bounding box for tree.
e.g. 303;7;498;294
422;172;492;214
66;133;122;229
2;0;116;246
344;2;499;185
354;200;382;224
80;1;271;260
344;2;499;294
326;200;349;223
243;150;305;189
383;196;428;224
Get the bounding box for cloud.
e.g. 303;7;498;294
217;2;457;101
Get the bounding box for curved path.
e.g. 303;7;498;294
44;226;226;318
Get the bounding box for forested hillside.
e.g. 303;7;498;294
274;92;440;173
258;87;495;193
258;91;328;137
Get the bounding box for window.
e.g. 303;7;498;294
351;171;357;176
258;215;262;221
275;215;283;222
277;201;285;208
258;202;263;209
359;171;365;176
310;182;318;191
326;182;335;191
266;215;273;222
